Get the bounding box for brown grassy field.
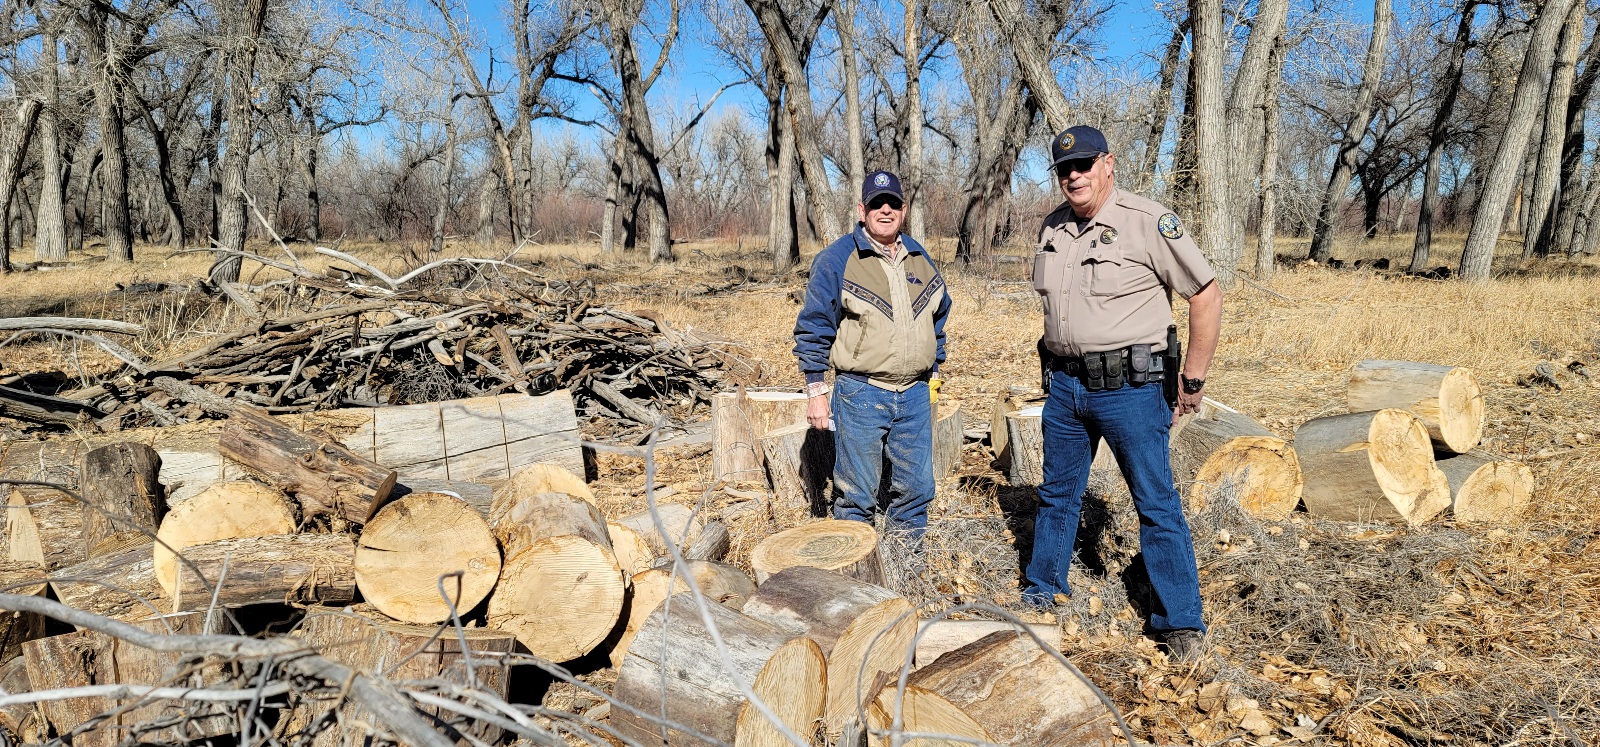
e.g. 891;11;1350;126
3;231;1599;745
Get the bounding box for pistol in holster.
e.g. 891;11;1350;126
1162;324;1182;410
1038;337;1053;394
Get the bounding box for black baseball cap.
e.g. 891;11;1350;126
1050;126;1110;166
862;170;904;204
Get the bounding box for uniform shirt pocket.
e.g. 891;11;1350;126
1081;247;1125;297
1033;249;1062;295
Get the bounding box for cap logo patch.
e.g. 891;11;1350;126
1061;133;1075;150
1100;228;1118;244
1158;213;1184;239
874;173;890;187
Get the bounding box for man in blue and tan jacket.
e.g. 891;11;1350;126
793;170;951;541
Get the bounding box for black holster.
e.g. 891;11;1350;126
1038;337;1053;393
1162;324;1182;410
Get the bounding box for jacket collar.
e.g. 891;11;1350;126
851;225;928;257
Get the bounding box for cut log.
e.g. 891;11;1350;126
1294;409;1451;526
686;519;731;562
0;655;45;743
287;609;516;747
391;477;494;517
493;461;594;503
914;620;1060;666
742;566;917;735
1005;406;1045;487
616;503;706;557
79;443;166;559
218;402;397;525
50;542;165;621
612;592;827;747
750;519;885;585
354;492;501;624
1435;451;1534;523
486;477;624;662
689;560;757;608
1347;360;1485;454
1170;405;1302;520
0;563;46;664
868;630;1118;747
334;392;585;483
153;481;297;603
933;401;964;478
989;387;1042;467
712;390;763;483
761;423;835;527
606;567;688;668
175;533;356;608
7;487;84;569
608;521;656;577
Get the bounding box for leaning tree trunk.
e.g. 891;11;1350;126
1551;27;1600;255
429;116;455;258
210;0;270;285
1307;0;1392;264
1411;0;1476;273
1136;20;1189;191
0;99;40;272
1460;0;1576;280
1524;1;1583;258
984;0;1073;132
34;28;68;262
84;17;133;264
605;4;672;262
745;0;841;240
1218;0;1289;285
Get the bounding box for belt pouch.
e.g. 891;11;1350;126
1129;344;1151;385
1105;351;1124;389
1084;353;1106;390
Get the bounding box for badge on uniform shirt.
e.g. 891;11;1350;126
1157;213;1184;239
1100;228;1118;244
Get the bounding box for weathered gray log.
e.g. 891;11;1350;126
79;443;166;559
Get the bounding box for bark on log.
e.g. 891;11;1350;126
0;655;45;743
50;541;168;621
354;492;500;624
741;566;917;735
1170;405;1302;520
689;560;758;608
175;533;356;608
218;403;396;525
1005;406;1045;487
607;561;756;668
1347;360;1485;454
154;481;297;603
1294;409;1451;525
79;443;166;559
1435;451;1534;523
0;563;46;665
6;487;85;569
933;401;964;478
750;519;885;585
712;391;763;483
914;620;1060;665
761;423;835;527
486;475;624;662
868;630;1118;747
612;592;826;747
616;503;705;557
989;388;1042;466
686;519;731;562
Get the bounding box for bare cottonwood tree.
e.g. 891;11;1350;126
1410;0;1478;272
1524;0;1583;257
1214;0;1289;284
1306;0;1393;264
1257;40;1287;280
210;0;270;285
599;0;678;261
745;0;841;241
836;0;867;231
34;10;67;261
0;99;42;272
1188;0;1228;282
983;0;1072;131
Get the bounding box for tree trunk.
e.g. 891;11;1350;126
210;0;270;284
430;116;455;258
600;135;624;252
1551;25;1600;255
476;166;497;246
34;28;67;262
1189;0;1230;281
83;16;133;264
766;79;800;271
153;481;298;603
1217;0;1289;286
749;518;885;584
1572;162;1600;254
745;0;840;240
1435;451;1533;523
1410;2;1476;272
1137;20;1190;190
175;533;356;608
1294;409;1451;526
1524;0;1583;258
984;0;1073;131
1307;0;1392;264
301;106;322;244
1256;42;1283;280
1459;0;1576;280
354;491;501;623
1005;406;1045;486
903;0;926;240
933;400;964;477
712;391;763;483
0;99;40;273
838;0;866;229
606;4;672;262
218;404;397;525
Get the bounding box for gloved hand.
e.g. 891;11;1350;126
929;377;942;404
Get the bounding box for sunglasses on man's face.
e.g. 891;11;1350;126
867;197;905;212
1055;156;1102;178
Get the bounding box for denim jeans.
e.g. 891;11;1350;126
1023;369;1206;633
830;376;936;539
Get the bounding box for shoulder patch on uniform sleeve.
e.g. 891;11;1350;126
1157;213;1184;239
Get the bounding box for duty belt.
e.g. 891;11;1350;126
1049;345;1165;391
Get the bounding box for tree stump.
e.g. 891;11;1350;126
612;592;826;747
867;630;1118;747
1170;405;1302;520
989;387;1042;468
750;519;885;585
1005;406;1045;486
712;390;763;482
744;390;809;443
175;533;356;608
486;476;624;662
1347;360;1484;454
933;400;964;478
355;491;500;624
741;566;917;735
218;403;397;525
1435;451;1534;523
1295;409;1451;525
761;423;835;527
154;481;297;602
79;443;166;559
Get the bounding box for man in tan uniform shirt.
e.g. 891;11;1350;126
1025;125;1223;661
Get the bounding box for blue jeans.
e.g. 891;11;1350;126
1023;370;1206;633
831;377;935;539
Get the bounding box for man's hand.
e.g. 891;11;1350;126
928;378;942;404
1173;387;1203;425
806;394;832;430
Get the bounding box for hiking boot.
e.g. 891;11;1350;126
1164;629;1207;662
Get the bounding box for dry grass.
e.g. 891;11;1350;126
5;231;1600;745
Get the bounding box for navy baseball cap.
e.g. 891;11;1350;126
862;170;904;203
1051;126;1110;166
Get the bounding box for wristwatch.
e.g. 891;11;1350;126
1181;375;1206;394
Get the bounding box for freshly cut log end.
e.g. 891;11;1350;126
1295;409;1451;526
735;637;828;746
153;481;297;600
1005;407;1044;487
608;521;656;577
1172;407;1303;520
750;519;884;584
689;560;756;608
1347;360;1485;454
868;685;987;747
175;533;356;608
1436;451;1534;523
498;462;594;503
355;492;501;624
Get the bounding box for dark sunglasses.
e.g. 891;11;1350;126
1055;155;1102;177
866;196;904;211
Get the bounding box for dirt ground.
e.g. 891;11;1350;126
3;232;1599;745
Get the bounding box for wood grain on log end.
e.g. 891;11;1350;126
750;519;884;585
1295;409;1451;526
355;492;501;624
154;481;297;602
1436;451;1534;523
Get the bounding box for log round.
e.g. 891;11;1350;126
79;443;166;559
1005;407;1045;487
750;519;885;585
498;462;594;503
153;481;297;600
1171;406;1302;521
608;521;656;577
1294;409;1451;526
762;423;836;527
486;487;624;662
1347;360;1485;454
175;533;356;608
741;566;917;735
355;492;501;624
868;630;1118;747
616;503;705;557
1435;451;1534;523
612;592;826;747
933;401;964;478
